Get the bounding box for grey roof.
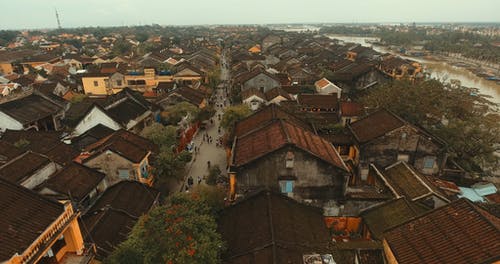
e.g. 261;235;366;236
0;94;63;125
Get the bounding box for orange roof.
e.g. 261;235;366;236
143;91;157;98
384;199;500;264
62;91;77;101
248;45;261;54
233;120;346;170
315;78;331;89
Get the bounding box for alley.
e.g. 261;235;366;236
180;49;231;192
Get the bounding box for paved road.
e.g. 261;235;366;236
179;49;231;192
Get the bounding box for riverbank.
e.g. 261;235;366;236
383;48;500;84
326;34;500;103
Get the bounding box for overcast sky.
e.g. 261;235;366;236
1;0;499;30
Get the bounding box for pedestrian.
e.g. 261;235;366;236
218;127;221;134
188;176;194;187
198;176;202;185
210;118;214;124
207;161;211;168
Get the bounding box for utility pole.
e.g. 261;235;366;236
55;8;62;29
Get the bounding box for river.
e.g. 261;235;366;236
326;34;500;104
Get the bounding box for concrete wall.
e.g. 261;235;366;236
84;151;138;186
0;111;23;131
236;146;347;205
243;96;266;111
242;73;280;93
82;76;109;95
21;162;60;189
73;107;121;136
359;125;444;175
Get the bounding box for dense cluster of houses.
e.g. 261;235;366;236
0;29;218;264
218;31;500;263
0;27;499;264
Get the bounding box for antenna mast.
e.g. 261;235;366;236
55;8;62;29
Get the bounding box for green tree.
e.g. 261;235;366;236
360;79;499;173
141;123;178;151
196;106;215;122
220;104;252;133
206;165;221;186
207;68;221;89
106;191;225;264
111;39;132;56
105;246;142;264
153;149;191;183
69;94;87;104
0;30;19;46
190;185;226;213
136;32;150;42
165;102;201;125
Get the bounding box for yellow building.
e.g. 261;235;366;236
82;67;208;96
0;62;14;75
1;179;86;264
124;68;173;92
81;73;114;95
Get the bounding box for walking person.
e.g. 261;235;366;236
187;176;194;187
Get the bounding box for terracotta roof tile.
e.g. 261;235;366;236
360;197;421;240
234;104;311;138
0;94;63;125
44;162;105;201
0;179;64;261
218;190;331;263
233;120;346;170
297;94;339;110
264;87;291;101
340;102;363;117
384;199;500;264
84;129;157;163
241;87;266;101
381;162;434;201
349;110;404;143
81;181;159;259
0;152;51;184
314;78;331;89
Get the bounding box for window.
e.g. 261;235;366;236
397;154;409;162
116;80;122;86
279;180;294;194
51;235;66;254
285;151;294;168
339;146;350;156
118;169;130;179
141;162;149;178
424;156;436;169
360;168;369;181
93;81;98;87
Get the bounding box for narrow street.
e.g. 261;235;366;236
179;49;231;192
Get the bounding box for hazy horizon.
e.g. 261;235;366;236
1;0;499;30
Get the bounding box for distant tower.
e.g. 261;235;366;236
55;8;62;29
